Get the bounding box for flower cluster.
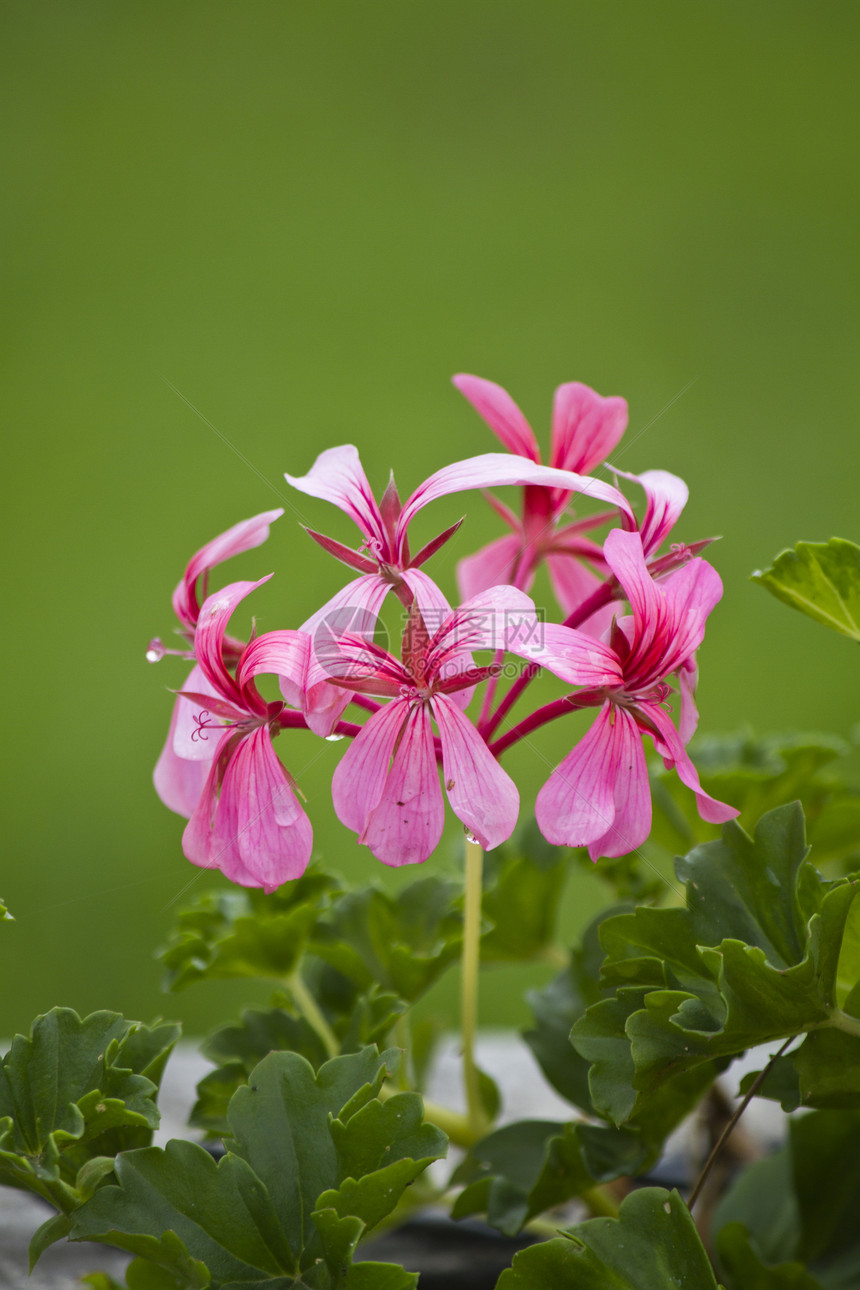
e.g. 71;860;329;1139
149;375;737;890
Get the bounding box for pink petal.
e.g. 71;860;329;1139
400;568;454;643
583;708;652;860
425;585;540;680
545;553;615;639
360;703;445;867
432;694;519;851
614;469;688;556
398;455;635;554
452;374;541;461
194;577;273;709
512;621;622;688
456;533;525;603
656;557;723;680
238;629;311;711
646;705;739;825
154;681;213;818
550;383;627;476
172;509;283;630
285;445;386;549
602;529;666;675
183;729;312;892
535;703;623;847
300;574;392;735
677;658;699;744
332;698;410;836
169;664;230;762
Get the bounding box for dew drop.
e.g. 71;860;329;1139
325;733;345;742
463;826;479;845
146;638;165;663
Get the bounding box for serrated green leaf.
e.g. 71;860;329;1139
451;1119;641;1236
717;1225;822;1290
310;877;462;1002
0;1008;178;1213
573;807;860;1121
72;1140;289;1281
159;870;338;991
498;1187;722;1288
752;538;860;641
28;1209;72;1268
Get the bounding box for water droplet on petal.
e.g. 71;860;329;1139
463;826;479;845
325;733;345;742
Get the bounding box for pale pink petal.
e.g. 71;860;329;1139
583;708;651;860
545;553;615;639
169;664;230;762
172;509;283;630
646;705;739;824
398;455;635;553
550;384;627;476
656;557;723;679
456;533;525;603
284;445;386;549
238;630;311;711
432;694;519;851
232;727;312;890
401;568;476;710
452;374;541;461
360;704;445;867
614;468;688;556
332;698;410;836
194;577;273;708
154;681;214;818
300;574;392;735
182;731;237;868
602;528;667;675
677;658;699;744
425;586;539;680
535;703;622;847
511;621;622;688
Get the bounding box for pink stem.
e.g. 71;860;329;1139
489;693;592;758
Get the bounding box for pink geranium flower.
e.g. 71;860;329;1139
284;444;635;734
452;375;689;630
325;587;539;866
152;509;283;816
531;528;738;858
167;578;313;892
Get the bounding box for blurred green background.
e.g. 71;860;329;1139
2;1;859;1039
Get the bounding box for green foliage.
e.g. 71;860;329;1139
72;1047;443;1289
752;538;860;641
159;871;338;991
498;1188;723;1288
572;805;860;1123
0;1008;178;1267
715;1110;860;1289
451;1118;643;1236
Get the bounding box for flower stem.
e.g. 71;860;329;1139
462;836;490;1139
489;693;593;758
288;971;339;1060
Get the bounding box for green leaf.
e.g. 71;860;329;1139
740;1027;860;1111
73;1046;438;1289
752;538;860;641
0;897;12;920
498;1187;722;1288
0;1008;178;1215
310;877;462;1002
159;870;338;991
715;1110;860;1289
451;1119;643;1236
480;824;568;961
573;806;860;1122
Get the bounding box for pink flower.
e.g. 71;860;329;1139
531;529;738;859
326;588;539;866
452;375;690;631
284;444;634;733
168;578;313;892
152;509;283;816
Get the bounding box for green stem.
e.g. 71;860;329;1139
462;836;490;1139
288;971;339;1059
378;1082;483;1147
580;1185;621;1219
829;1007;860;1039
